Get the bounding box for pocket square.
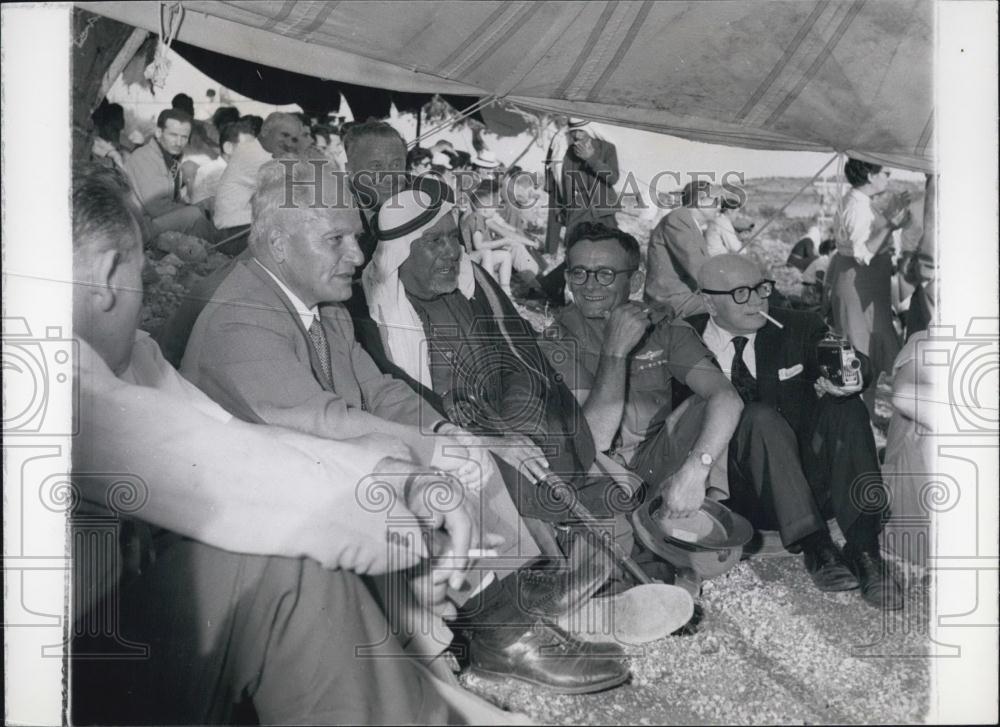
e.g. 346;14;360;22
778;364;804;381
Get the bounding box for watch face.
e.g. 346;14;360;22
700;452;713;466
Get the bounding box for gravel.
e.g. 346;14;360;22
458;555;931;724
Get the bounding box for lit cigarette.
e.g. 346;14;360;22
758;311;784;328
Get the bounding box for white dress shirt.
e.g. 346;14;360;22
701;317;758;380
213;138;273;228
255;258;318;329
834;187;877;265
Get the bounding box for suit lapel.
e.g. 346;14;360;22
243;259;336;393
754;320;784;404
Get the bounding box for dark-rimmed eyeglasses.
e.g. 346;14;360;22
700;279;776;304
567;266;637;286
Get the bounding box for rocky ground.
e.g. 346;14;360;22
459;553;931;725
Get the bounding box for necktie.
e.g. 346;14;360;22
308;316;333;388
730;336;758;403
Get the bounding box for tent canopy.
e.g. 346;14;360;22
83;0;934;171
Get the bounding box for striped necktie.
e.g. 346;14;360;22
308;316;333;388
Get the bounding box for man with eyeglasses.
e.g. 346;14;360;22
542;222;742;522
688;254;902;609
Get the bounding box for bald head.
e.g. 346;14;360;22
259;112;305;155
698;254;772;335
697;253;763;291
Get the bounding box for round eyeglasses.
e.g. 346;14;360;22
566;266;637;286
700;279;776;304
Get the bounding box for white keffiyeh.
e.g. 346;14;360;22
362;188;475;388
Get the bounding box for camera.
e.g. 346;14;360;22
2;317;78;436
816;332;861;387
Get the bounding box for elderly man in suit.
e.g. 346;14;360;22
690;254;902;609
644;180;718;317
181;159;629;695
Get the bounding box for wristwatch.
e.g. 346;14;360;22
689;450;714;467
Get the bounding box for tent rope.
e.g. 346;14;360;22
145;2;185;90
739;153;839;251
408;95;498;148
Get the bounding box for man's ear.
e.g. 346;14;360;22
94;248;121;312
700;291;717;317
222;140;234;157
629;269;645;296
269;227;288;264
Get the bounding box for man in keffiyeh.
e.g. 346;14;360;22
363;178;698;642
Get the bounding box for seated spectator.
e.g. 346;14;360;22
407;146;433;176
801;238;836;307
123;108;217;242
787;223;823;271
460;179;542;295
473;149;503;179
240;114;264;136
189;118;256;208
689;254;902;608
70;163;500;724
213;111;305;254
90;100;128;170
705;195;747;257
179;119;220;200
644;180;717;317
210;105;240;136
181;161;630;694
171;92;195;117
362;182;699;603
500;165;538;234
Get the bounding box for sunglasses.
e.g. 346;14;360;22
700;279;776;304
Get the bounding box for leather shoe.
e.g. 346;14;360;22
517;533;613;620
843;542;904;610
469;621;629;694
803;539;859;592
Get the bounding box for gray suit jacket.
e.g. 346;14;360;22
644;206;710;318
181;258;436;454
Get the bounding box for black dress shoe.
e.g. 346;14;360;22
843;542;904;610
469;622;630;694
803;540;860;592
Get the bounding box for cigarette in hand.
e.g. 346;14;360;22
758;311;784;328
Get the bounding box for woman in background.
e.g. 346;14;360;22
828;158;911;413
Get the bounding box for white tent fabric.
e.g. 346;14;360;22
83;0;934;171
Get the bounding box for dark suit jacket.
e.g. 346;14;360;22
181;257;439;457
686;308;872;435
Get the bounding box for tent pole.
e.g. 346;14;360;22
415;106;422;143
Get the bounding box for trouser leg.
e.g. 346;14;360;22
74;538;455;725
150;206;218;242
801;395;885;546
726;403;826;547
